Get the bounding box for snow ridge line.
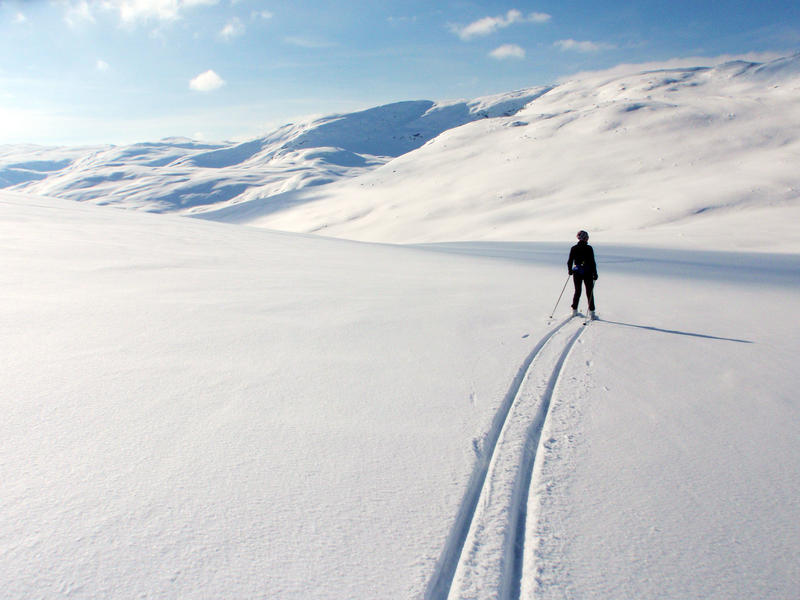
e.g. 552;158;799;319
424;316;576;600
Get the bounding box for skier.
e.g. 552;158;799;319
568;230;598;319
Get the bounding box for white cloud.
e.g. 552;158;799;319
490;44;526;60
100;0;218;24
64;1;95;27
252;10;273;20
450;9;551;40
387;15;418;25
14;12;28;24
451;9;520;40
529;12;551;23
554;39;615;53
189;69;225;92
284;36;335;49
219;17;244;39
96;59;110;71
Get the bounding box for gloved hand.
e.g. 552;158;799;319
593;274;598;280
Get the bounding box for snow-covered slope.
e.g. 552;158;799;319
201;53;800;252
0;54;800;251
0;144;106;187
2;190;799;598
5;54;800;252
1;90;544;213
0;190;548;598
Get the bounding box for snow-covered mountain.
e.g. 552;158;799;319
0;89;545;213
3;53;799;251
201;53;800;251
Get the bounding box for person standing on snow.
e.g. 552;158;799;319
568;230;598;319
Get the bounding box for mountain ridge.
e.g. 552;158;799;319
0;89;545;213
206;53;800;250
2;53;799;250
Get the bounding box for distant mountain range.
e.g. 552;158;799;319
0;89;545;213
3;53;799;250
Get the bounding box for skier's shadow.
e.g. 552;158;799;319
599;319;753;344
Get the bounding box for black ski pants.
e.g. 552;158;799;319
571;275;595;311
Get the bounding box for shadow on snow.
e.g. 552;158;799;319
599;319;753;344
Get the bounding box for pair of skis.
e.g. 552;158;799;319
572;308;596;326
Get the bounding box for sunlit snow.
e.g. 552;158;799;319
1;53;799;599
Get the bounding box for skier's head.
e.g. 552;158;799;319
577;230;589;242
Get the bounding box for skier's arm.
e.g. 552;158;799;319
567;247;575;274
589;247;598;279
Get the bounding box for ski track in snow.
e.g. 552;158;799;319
426;315;587;600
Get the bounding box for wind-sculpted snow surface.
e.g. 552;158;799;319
0;190;565;599
1;90;544;214
2;192;799;598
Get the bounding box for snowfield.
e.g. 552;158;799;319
2;53;800;599
2;190;798;598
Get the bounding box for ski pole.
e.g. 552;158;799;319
549;274;572;319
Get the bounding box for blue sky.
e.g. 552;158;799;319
1;0;798;145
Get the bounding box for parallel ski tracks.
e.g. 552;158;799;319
426;316;586;600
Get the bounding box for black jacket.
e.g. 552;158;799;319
568;241;597;278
